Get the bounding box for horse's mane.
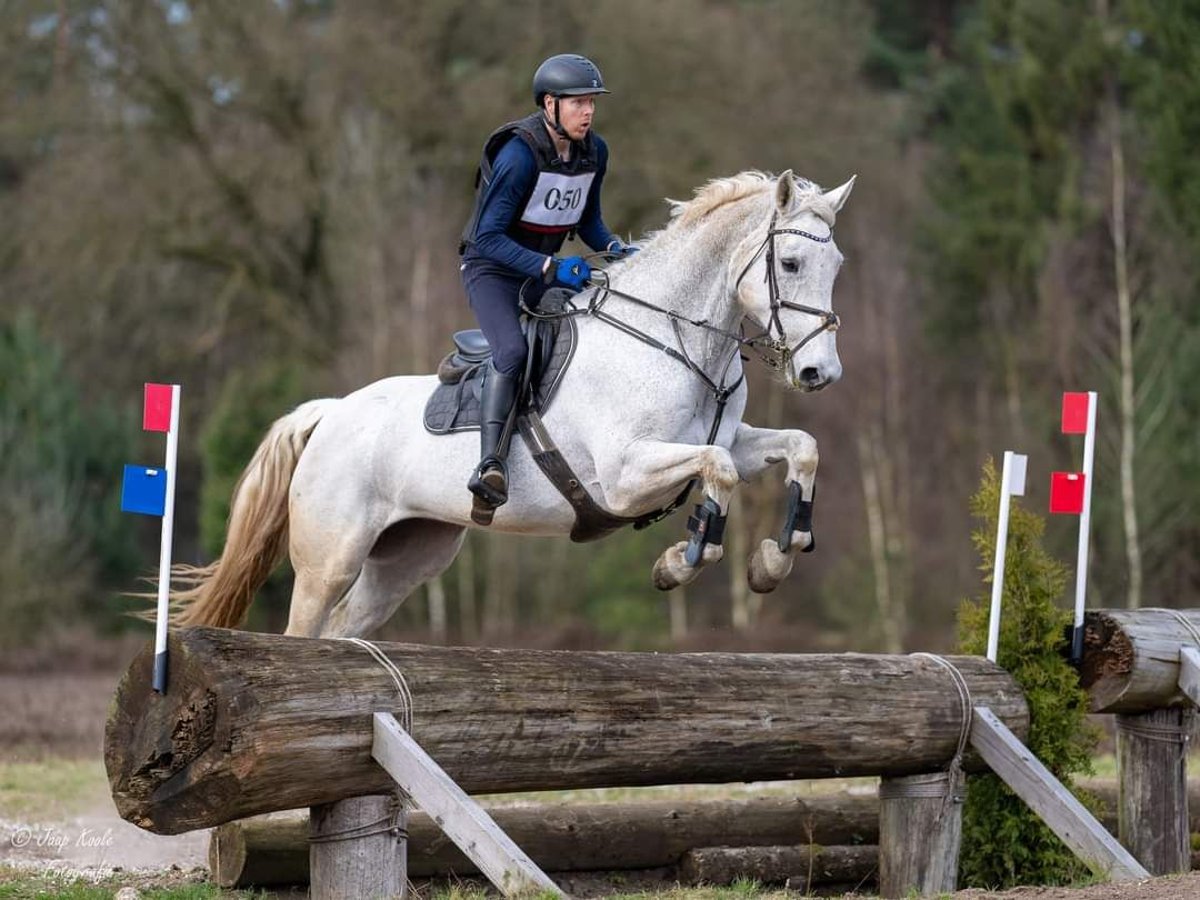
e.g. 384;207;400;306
666;170;836;229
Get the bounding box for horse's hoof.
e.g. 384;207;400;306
653;553;684;590
652;542;697;591
748;539;793;594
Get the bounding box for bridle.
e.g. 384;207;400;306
733;210;841;372
517;210;842;528
523;208;843;396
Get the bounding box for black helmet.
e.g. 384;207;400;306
532;54;610;106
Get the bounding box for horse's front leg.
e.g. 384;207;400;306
601;439;740;591
728;422;818;593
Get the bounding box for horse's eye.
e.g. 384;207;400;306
781;258;799;274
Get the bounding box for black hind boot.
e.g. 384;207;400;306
468;365;520;524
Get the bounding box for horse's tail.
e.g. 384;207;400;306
170;398;335;630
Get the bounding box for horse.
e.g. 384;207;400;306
173;169;855;639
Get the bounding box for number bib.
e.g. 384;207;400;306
520;171;596;230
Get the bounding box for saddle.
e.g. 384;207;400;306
422;289;641;542
423;291;578;434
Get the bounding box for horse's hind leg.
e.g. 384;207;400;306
286;532;379;638
320;518;466;639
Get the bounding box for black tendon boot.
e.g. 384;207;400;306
468;365;520;524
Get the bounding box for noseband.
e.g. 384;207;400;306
734;211;841;371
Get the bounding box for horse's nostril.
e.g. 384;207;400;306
799;367;821;385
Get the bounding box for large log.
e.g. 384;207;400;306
1080;609;1200;713
209;795;878;887
679;844;878;887
105;627;1027;834
208;781;1200;888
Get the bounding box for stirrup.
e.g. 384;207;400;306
469;458;508;525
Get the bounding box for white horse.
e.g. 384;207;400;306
174;169;854;639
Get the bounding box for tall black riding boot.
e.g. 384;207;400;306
468;365;520;524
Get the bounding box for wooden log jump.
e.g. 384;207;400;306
1081;608;1200;713
1080;608;1200;875
207;780;1197;888
115;611;1200;897
210;794;878;887
104;627;1028;835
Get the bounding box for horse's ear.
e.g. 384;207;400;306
775;169;796;214
823;175;857;214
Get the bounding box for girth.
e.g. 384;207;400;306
517;412;636;543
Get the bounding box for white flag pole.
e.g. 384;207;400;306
153;384;181;694
987;451;1026;662
1070;391;1098;664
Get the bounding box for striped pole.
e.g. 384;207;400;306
153;384;181;693
1070;391;1098;664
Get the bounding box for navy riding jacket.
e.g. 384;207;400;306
462;127;617;279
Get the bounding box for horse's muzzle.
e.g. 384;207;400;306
793;364;839;392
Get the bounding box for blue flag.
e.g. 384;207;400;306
121;465;167;517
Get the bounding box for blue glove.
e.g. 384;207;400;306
547;255;591;290
606;241;640;259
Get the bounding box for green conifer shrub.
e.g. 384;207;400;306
956;459;1100;887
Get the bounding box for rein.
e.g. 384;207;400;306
519;216;839;528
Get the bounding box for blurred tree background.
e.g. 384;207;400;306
2;0;1195;654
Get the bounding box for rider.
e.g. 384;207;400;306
459;53;636;520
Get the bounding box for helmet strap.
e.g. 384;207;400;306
548;97;570;140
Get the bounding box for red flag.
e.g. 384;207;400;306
1061;392;1090;435
1050;471;1086;515
143;383;174;432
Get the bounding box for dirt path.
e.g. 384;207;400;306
1;802;209;872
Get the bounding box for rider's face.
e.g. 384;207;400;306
546;94;597;141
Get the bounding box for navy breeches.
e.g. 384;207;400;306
461;262;546;377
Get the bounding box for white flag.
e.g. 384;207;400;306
1008;453;1027;497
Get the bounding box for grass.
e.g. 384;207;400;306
0;761;108;822
0;865;270;899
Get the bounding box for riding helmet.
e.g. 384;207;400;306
532;54;610;106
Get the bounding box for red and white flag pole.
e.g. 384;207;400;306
1051;391;1097;664
987;450;1027;662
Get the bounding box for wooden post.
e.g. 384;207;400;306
878;772;962;897
1116;708;1193;874
309;793;407;900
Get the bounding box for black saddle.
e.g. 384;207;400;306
423;290;578;435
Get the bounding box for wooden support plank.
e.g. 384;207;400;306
371;712;563;899
1177;647;1200;708
970;707;1148;882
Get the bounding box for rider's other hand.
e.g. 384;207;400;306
606;241;640;259
548;255;592;290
